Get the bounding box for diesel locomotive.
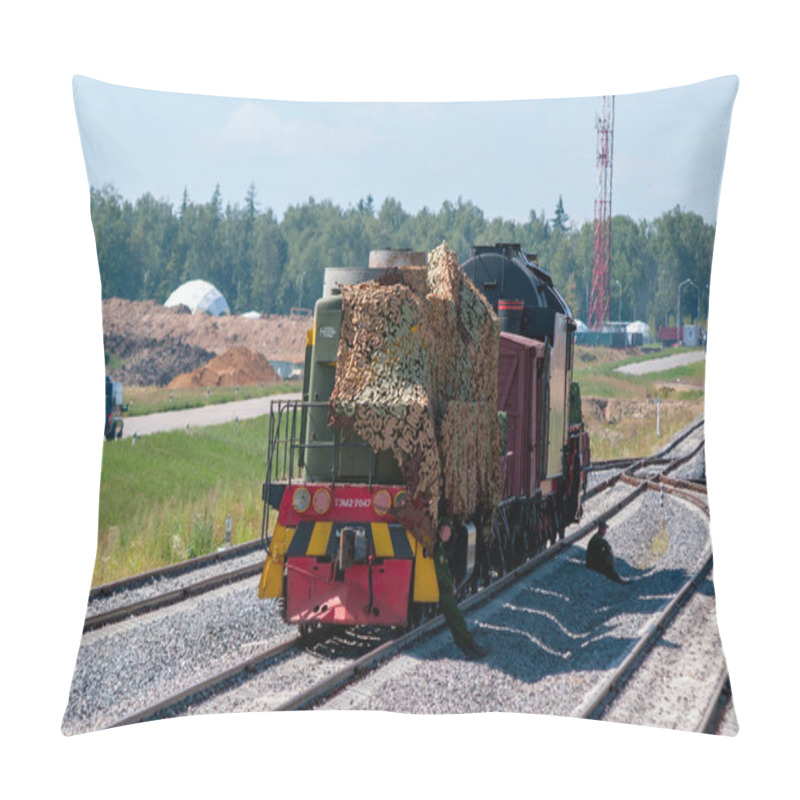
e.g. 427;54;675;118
257;244;588;632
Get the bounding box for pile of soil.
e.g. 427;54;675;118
103;330;217;388
167;347;281;389
583;397;656;425
103;298;310;386
582;396;700;428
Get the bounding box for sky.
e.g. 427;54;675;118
72;74;737;227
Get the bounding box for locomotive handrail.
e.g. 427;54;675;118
260;398;379;548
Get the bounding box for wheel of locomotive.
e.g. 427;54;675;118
278;578;288;623
509;501;529;568
506;502;521;567
518;499;531;560
486;512;508;580
495;507;513;575
298;621;325;640
528;497;541;557
406;602;437;632
537;498;551;549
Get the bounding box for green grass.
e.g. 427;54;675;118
574;346;706;460
574;346;705;401
123;381;302;416
583;402;702;461
95;417;271;585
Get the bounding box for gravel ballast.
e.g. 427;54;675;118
63;421;733;735
321;487;732;731
62;583;292;735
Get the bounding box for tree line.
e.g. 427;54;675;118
90;184;715;329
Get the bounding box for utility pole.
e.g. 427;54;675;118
589;95;615;330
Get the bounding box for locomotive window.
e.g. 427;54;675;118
542;286;561;311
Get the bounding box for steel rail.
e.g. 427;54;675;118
573;550;714;721
697;668;732;734
570;430;716;723
89;539;264;599
252;439;707;712
273;481;659;711
107;635;302;728
586;429;705;502
83;561;263;633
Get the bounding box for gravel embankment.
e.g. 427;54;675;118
321;472;724;728
600;567;736;732
61;583;291;735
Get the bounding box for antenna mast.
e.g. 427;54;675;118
589;95;614;330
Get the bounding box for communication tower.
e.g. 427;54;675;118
589;95;615;330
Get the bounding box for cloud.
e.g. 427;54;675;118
213;101;384;158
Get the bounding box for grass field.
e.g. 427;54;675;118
95;417;271;585
92;346;705;585
123;381;302;416
573;346;705;460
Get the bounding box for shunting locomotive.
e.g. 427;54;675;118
257;243;588;633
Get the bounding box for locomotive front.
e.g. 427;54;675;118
258;249;442;631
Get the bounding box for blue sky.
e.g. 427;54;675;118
73;74;737;227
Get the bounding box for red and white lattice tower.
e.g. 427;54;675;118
589;95;615;330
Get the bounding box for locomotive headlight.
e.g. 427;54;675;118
313;487;332;515
292;487;311;514
373;489;392;516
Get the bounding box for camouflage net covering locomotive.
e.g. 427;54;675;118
329;243;501;551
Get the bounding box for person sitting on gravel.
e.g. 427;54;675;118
434;518;488;660
586;520;627;584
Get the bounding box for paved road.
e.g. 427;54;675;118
121;393;301;438
615;350;706;376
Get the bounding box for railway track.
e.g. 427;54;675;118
84;540;265;632
574;549;714;721
86;418;706;637
99;419;717;729
89;539;264;599
579;554;735;735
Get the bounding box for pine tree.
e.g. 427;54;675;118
552;195;570;232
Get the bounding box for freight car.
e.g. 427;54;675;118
258;244;588;633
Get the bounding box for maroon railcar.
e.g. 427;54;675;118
498;332;545;499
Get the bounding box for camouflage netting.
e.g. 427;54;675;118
329;243;501;549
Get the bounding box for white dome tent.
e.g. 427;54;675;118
626;320;650;341
165;279;230;316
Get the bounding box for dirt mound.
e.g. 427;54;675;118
103;331;216;387
582;396;701;428
168;347;281;389
102;298;310;386
583;397;656;425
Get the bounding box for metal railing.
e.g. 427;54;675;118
260;398;379;545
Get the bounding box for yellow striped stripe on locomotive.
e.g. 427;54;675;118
258;520;438;602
